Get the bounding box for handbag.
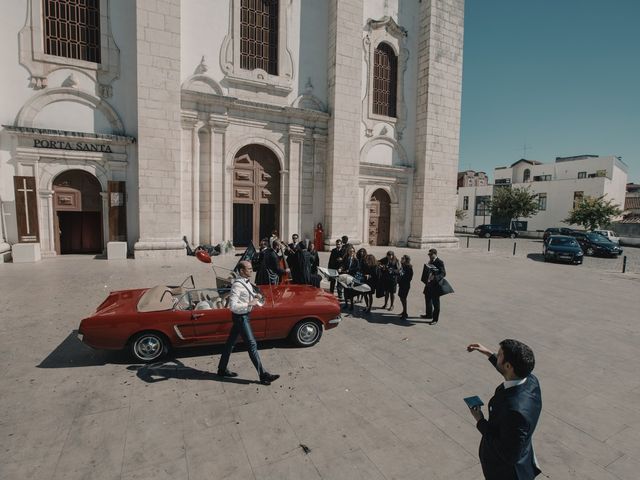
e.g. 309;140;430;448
438;278;454;295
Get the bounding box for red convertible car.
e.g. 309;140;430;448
78;276;342;362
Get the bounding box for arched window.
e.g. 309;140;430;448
240;0;279;75
373;43;397;117
44;0;101;63
523;169;531;182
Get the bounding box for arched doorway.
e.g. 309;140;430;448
53;170;103;254
369;189;391;246
232;145;280;247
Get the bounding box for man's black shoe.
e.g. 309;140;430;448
217;369;238;378
260;373;280;385
428;320;438;325
420;314;433;319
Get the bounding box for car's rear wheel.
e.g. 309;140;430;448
585;247;595;256
484;232;491;238
290;319;323;347
130;331;169;362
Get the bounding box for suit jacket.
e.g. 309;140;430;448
421;257;446;295
477;355;542;480
255;248;284;285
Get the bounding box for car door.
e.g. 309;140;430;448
192;288;267;342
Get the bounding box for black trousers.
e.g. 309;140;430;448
424;290;441;322
217;313;265;378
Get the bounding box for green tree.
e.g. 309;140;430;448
564;195;622;231
455;208;467;221
489;186;540;225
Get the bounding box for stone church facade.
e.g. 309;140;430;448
0;0;464;261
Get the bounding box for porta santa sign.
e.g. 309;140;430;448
33;138;113;153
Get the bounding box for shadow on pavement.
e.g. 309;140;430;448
38;331;298;369
527;253;546;262
342;306;414;327
38;331;130;368
127;360;259;384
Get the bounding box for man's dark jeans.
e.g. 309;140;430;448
217;313;265;377
425;289;441;322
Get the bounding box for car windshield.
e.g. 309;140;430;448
586;232;609;243
549;237;578;246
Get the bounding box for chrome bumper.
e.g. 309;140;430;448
329;314;342;325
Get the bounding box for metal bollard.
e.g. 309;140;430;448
488;238;491;252
622;255;627;273
466;236;470;248
513;242;517;256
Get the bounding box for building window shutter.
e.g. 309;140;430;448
372;43;398;118
44;0;101;63
240;0;278;75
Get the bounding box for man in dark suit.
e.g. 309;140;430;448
466;339;542;480
420;248;445;324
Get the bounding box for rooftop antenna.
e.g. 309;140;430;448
522;141;533;158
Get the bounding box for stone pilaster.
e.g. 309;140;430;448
285;125;305;240
324;0;364;246
408;0;464;249
209;115;228;245
133;0;184;259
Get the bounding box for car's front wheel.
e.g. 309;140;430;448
509;233;516;239
290;319;323;347
484;232;491;238
130;331;169;362
585;247;595;256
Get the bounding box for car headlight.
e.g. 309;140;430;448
576;251;583;256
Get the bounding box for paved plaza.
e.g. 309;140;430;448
1;239;639;479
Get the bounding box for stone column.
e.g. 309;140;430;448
133;0;184;259
192;122;202;244
407;0;464;249
210;115;228;244
284;125;305;239
39;189;55;256
312;132;327;241
0;194;10;260
324;0;364;246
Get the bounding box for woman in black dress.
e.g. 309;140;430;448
379;250;400;311
398;255;414;319
361;254;379;313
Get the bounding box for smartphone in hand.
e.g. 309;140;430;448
463;396;484;409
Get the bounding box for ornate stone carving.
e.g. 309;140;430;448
18;0;120;98
361;16;409;143
219;0;294;98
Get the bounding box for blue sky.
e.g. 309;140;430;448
459;0;640;183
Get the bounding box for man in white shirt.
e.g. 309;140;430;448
217;261;280;385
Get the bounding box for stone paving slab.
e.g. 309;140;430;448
0;240;639;479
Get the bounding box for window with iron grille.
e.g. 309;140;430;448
240;0;278;75
44;0;101;63
372;43;397;117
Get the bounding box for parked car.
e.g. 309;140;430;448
593;229;620;244
474;224;518;238
78;277;342;362
543;235;584;264
568;231;623;257
543;227;576;243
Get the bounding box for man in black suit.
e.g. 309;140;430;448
420;248;445;324
466;339;542;480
